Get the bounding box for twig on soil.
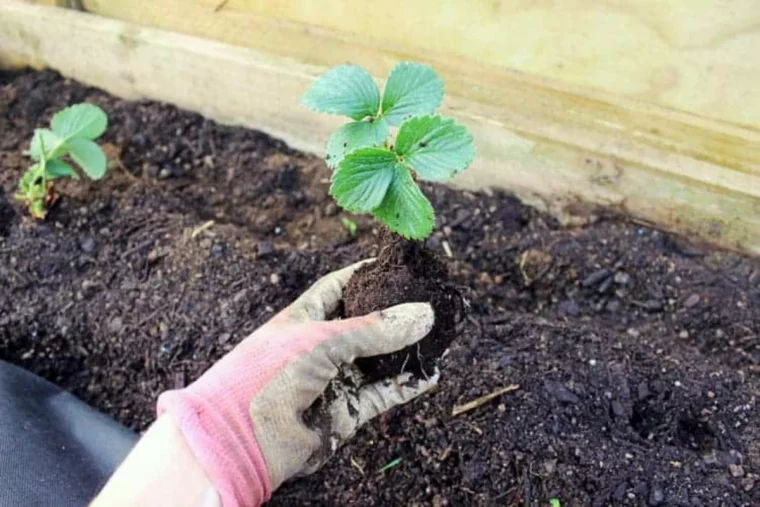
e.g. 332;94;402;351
191;220;215;238
115;155;138;181
119;238;155;259
442;240;453;258
350;456;365;476
482;314;510;325
451;384;520;417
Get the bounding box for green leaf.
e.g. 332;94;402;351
381;62;443;126
51;103;108;140
330;148;396;212
372;164;434;239
302;65;380;120
326;118;388;169
395;116;475;180
45;159;78;180
66;138;107;179
29;129;65;160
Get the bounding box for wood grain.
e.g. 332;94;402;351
76;0;760;129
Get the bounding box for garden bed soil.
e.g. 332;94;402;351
1;70;758;506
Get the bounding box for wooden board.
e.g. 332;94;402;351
77;0;760;129
2;1;759;255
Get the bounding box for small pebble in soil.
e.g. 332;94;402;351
270;273;281;285
729;464;745;477
544;380;580;404
683;293;701;308
211;243;224;258
606;299;621;312
597;275;614;294
324;202;338;216
257;242;275;258
232;289;248;304
582;268;611;288
641;299;663;311
80;237;96;253
649;486;665;505
558;300;580;316
614;271;632;285
496;354;512;368
108;316;123;334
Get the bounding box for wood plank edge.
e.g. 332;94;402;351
1;1;757;256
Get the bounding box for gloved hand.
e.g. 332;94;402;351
157;260;438;507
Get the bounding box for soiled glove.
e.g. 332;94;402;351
157;260;438;507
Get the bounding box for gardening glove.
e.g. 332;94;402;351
157;260;438;507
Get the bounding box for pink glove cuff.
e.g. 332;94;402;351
158;388;270;507
156;319;366;507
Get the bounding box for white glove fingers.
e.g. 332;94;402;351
355;370;440;426
325;302;435;366
286;259;374;323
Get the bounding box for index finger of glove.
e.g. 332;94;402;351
278;259;374;324
322;302;435;366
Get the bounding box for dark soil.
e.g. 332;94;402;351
345;229;464;381
1;70;758;506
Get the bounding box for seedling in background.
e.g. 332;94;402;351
15;103;108;219
302;62;475;239
340;216;358;237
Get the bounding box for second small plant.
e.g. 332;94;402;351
16;103;109;219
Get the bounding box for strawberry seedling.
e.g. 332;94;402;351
302;62;475;239
15;103;109;219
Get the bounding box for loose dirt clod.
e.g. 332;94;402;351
343;229;465;381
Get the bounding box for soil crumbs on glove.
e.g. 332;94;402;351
1;70;759;506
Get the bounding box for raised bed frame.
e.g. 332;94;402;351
2;0;758;254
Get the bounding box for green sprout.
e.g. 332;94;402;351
340;216;358;237
549;498;562;507
15;103;108;219
377;457;403;473
303;62;475;239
